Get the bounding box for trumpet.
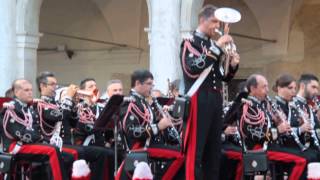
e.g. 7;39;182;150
76;89;99;103
214;7;241;76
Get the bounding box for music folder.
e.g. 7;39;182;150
94;95;124;130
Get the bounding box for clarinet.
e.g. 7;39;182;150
293;100;320;151
268;97;307;151
152;97;182;146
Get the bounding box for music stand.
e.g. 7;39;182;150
94;94;125;177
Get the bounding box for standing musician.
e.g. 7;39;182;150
0;79;67;180
225;74;306;179
180;4;239;179
292;74;320;155
116;70;184;180
36;72;114;180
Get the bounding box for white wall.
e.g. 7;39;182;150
38;0;149;94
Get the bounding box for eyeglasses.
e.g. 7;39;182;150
143;81;154;87
46;82;57;87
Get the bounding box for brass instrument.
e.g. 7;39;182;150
76;89;99;103
214;7;241;76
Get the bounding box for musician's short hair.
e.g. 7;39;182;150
298;73;319;87
246;74;259;93
36;71;55;92
5;88;14;98
12;79;31;93
131;70;153;88
198;4;218;20
106;79;122;89
80;78;96;90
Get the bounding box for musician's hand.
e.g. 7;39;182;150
66;84;78;98
277;122;291;134
300;122;312;133
224;23;230;34
224;126;237;135
163;105;172;112
230;52;240;68
216;34;233;48
157;116;172;130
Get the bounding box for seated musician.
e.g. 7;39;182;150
291;74;320;171
36;72;114;180
225;74;307;179
0;79;67;180
116;70;184;180
73;78;106;146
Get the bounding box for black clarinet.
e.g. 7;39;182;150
152;97;182;146
268;97;307;151
292;99;320;151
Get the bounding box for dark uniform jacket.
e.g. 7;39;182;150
37;96;76;145
273;96;303;147
73;101;105;146
120;90;172;149
292;95;320;148
225;96;275;150
0;99;43;152
180;30;238;93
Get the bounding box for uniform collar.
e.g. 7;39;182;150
275;95;287;105
247;95;262;105
194;29;209;41
295;95;307;104
130;89;145;100
14;98;29;108
41;95;55;103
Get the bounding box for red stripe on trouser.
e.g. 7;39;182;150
185;94;198;180
62;147;79;160
115;161;124;180
147;148;184;180
267;151;306;180
224;150;242;180
9;142;63;180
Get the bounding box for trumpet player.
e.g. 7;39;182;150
36;72;114;180
180;5;239;180
116;70;184;180
73;78;106;146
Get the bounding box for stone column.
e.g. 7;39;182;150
16;0;43;94
0;0;17;95
147;0;182;94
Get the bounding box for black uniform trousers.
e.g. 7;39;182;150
220;142;242;180
9;143;70;180
63;144;114;180
194;89;223;180
268;143;320;180
116;144;184;180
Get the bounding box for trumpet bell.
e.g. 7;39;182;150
215;7;241;23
